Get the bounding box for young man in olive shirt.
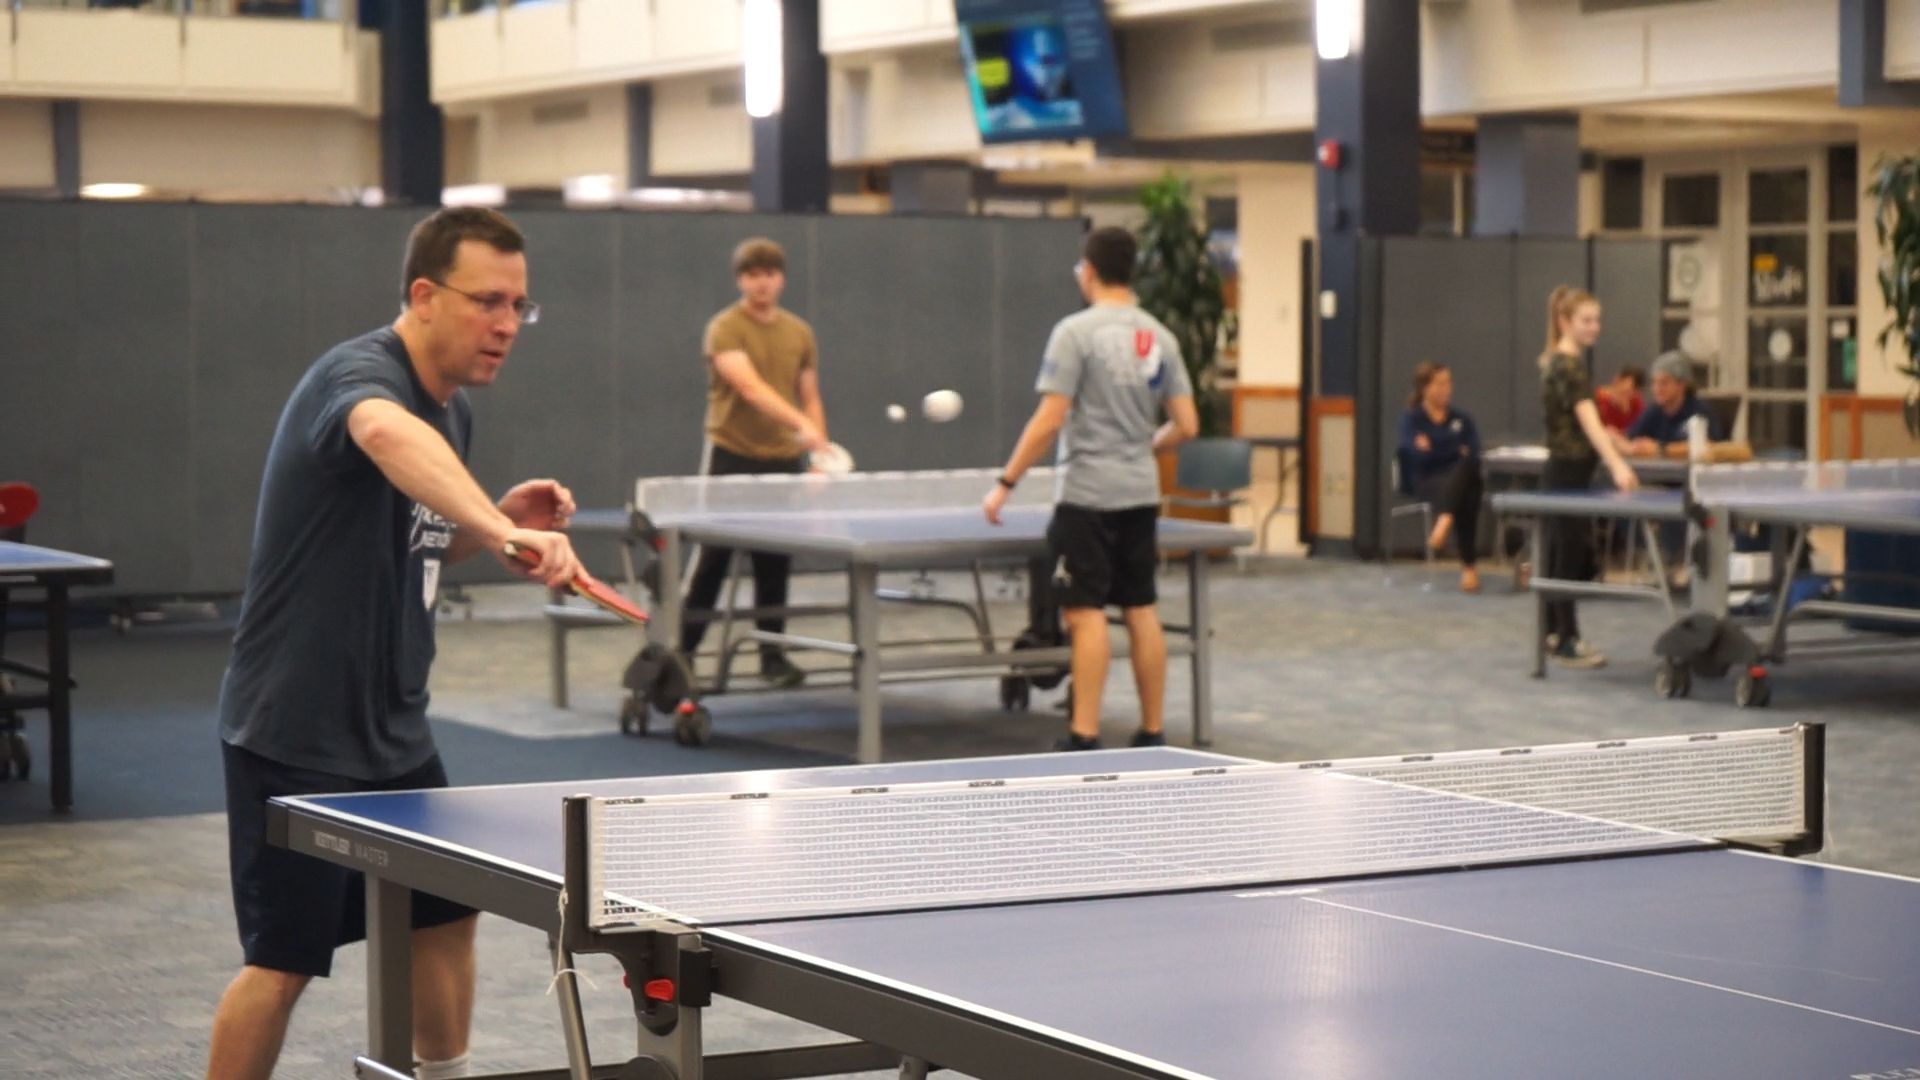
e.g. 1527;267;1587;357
683;238;831;687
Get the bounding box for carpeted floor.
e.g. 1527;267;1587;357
2;555;1915;1077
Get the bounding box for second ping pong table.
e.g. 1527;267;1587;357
562;469;1251;761
1;539;115;811
270;722;1920;1079
1492;458;1920;704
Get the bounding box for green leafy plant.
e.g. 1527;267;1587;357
1867;154;1920;437
1133;174;1227;437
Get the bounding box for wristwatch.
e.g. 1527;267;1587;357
996;475;1018;490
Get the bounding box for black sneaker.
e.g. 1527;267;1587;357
759;651;807;689
1128;729;1166;748
1055;733;1101;752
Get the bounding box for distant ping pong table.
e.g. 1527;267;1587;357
270;722;1920;1079
0;539;113;811
1493;458;1920;703
559;469;1250;760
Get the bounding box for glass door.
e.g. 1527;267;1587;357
1742;153;1819;455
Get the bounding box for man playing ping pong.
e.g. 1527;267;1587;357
681;237;832;688
207;207;584;1080
983;225;1199;750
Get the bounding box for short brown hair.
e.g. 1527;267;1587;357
1082;226;1137;286
1407;361;1449;407
401;207;525;301
731;237;786;276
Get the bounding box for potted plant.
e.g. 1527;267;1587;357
1867;154;1920;437
1134;175;1232;520
1134;173;1228;436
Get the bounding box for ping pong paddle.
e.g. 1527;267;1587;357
503;542;649;626
0;483;40;529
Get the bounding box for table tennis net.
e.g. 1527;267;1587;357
636;467;1057;517
581;725;1816;929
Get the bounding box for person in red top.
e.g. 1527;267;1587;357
1594;364;1645;432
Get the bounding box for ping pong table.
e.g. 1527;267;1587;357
270;722;1920;1079
560;469;1250;760
0;540;114;811
1493;458;1920;703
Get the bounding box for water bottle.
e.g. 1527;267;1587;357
1687;415;1709;462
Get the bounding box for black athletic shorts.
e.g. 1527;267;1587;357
223;741;476;978
1046;503;1159;610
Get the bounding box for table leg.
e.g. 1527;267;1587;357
47;582;71;813
550;936;595;1080
549;615;569;710
653;529;685;655
1696;509;1733;618
850;563;882;763
1187;551;1213;748
366;876;414;1071
1530;520;1548;679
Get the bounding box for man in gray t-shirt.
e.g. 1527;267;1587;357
983;226;1198;752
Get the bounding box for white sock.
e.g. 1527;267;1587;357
415;1052;471;1079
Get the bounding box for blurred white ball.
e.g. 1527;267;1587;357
921;389;964;423
886;403;907;423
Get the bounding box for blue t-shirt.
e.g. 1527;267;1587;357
1625;392;1723;448
217;327;471;781
1398;406;1481;488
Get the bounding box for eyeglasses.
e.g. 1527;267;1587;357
432;280;541;325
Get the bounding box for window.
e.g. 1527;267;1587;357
1748;168;1809;226
1662;173;1720;228
1828;145;1858;224
1602;158;1644;231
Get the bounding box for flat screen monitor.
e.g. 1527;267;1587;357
953;0;1128;144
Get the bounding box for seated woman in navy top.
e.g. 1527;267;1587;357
1398;361;1484;593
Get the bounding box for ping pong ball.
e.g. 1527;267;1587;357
886;403;907;423
922;390;963;423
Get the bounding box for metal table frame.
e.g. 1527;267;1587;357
0;540;114;811
647;511;1248;762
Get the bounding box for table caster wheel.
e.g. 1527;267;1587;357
672;703;713;747
1734;670;1772;709
1653;658;1691;699
619;693;650;737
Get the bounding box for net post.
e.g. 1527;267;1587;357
561;794;595;950
1787;722;1826;857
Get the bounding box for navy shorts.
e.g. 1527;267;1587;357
1047;503;1159;611
223;741;476;977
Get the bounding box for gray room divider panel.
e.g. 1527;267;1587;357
1363;236;1660;556
1592;237;1662;385
1509;239;1590;443
73;205;199;595
0;203;83;560
1375;238;1512;550
0;201;1082;598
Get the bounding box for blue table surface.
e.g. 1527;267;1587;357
723;848;1920;1078
281;749;1920;1078
0;540;114;578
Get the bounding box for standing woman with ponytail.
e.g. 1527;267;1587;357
1538;286;1639;668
